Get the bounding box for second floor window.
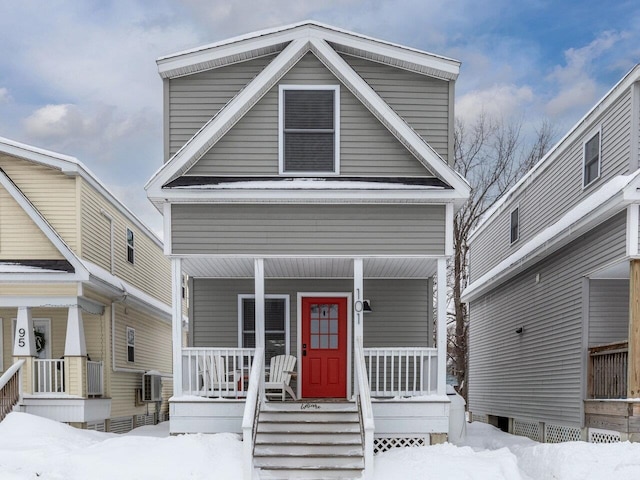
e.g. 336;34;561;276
510;207;519;244
583;131;601;187
279;85;339;174
126;228;135;264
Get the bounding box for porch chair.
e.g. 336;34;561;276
198;354;239;397
265;354;297;401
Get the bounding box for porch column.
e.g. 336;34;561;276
353;258;364;341
629;259;640;397
64;305;87;397
437;257;447;396
13;306;36;394
172;258;183;397
255;259;265;398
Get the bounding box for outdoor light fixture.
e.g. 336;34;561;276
363;300;372;312
515;326;524;334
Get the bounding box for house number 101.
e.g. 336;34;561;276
17;328;26;348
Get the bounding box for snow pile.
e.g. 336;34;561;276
2;413;640;479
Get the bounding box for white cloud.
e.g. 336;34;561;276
456;84;534;123
0;87;9;103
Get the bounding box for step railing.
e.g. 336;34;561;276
588;341;628;399
363;347;437;397
33;359;65;394
241;347;264;480
355;337;374;479
182;348;256;398
87;361;104;396
0;359;24;421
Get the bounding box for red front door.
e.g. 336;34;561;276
301;297;348;398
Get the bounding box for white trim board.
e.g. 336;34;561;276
0;318;3;372
237;294;291;357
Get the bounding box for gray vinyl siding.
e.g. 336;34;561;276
171;203;445;256
167;55;276;158
186;52;432;177
191;278;431;350
588;279;629;346
340;53;450;162
470;87;633;282
468;212;627;427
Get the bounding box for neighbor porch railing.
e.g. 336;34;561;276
33;359;65;394
87;361;104;396
182;348;257;397
0;359;24;421
588;341;628;399
363;347;438;397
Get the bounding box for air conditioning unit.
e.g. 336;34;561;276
141;372;162;402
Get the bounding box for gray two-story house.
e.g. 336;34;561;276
146;21;469;479
464;65;640;444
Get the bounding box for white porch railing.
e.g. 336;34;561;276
34;359;65;394
182;348;257;398
363;347;438;397
0;359;24;421
87;361;104;396
241;347;264;480
355;337;374;479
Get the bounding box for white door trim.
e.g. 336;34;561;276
296;292;352;399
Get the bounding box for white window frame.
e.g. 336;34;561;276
278;84;340;176
11;318;51;359
510;206;520;244
237;294;290;356
126;227;135;265
583;126;602;188
126;326;135;363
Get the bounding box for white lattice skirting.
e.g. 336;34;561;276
589;428;621;443
513;419;541;441
374;436;427;454
544;424;582;443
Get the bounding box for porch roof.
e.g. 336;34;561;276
181;256;438;279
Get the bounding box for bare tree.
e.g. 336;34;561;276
449;114;555;400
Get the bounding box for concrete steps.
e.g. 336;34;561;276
254;401;364;480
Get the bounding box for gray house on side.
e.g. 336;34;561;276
463;65;640;443
146;21;469;479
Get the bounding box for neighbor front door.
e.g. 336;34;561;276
301;296;348;398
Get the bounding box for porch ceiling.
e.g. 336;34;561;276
181;257;438;279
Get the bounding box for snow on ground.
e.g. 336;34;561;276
1;412;640;479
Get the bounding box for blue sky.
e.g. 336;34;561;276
0;1;639;235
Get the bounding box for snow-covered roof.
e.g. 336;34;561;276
469;64;640;243
0;262;69;274
0;136;162;249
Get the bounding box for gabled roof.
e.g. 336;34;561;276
0;167;89;282
146;25;469;201
0;137;162;248
157;20;460;81
469;63;640;243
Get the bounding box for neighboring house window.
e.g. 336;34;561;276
239;295;289;365
279;85;340;174
510;207;519;244
126;228;135;264
583;130;601;187
127;326;135;362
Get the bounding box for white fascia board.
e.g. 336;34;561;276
146;38;310;192
0;136;163;249
0;296;76;308
83;260;172;320
462;173;640;303
157;21;459;80
469;64;640;244
0;168;89;282
309;38;470;198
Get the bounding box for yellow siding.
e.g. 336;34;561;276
0;284;78;296
0;155;78;251
0;184;64;259
79;178;171;305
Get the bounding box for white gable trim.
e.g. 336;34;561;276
157;21;459;81
309;38;469;196
462;171;640;303
147;39;469;199
0;168;88;282
146;38;310;195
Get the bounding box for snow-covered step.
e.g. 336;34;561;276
255;431;362;444
257;421;360;433
258;467;364;480
258;410;359;422
254;443;363;456
261;401;358;412
254;454;364;469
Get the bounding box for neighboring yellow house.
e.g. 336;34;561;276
0;137;173;433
